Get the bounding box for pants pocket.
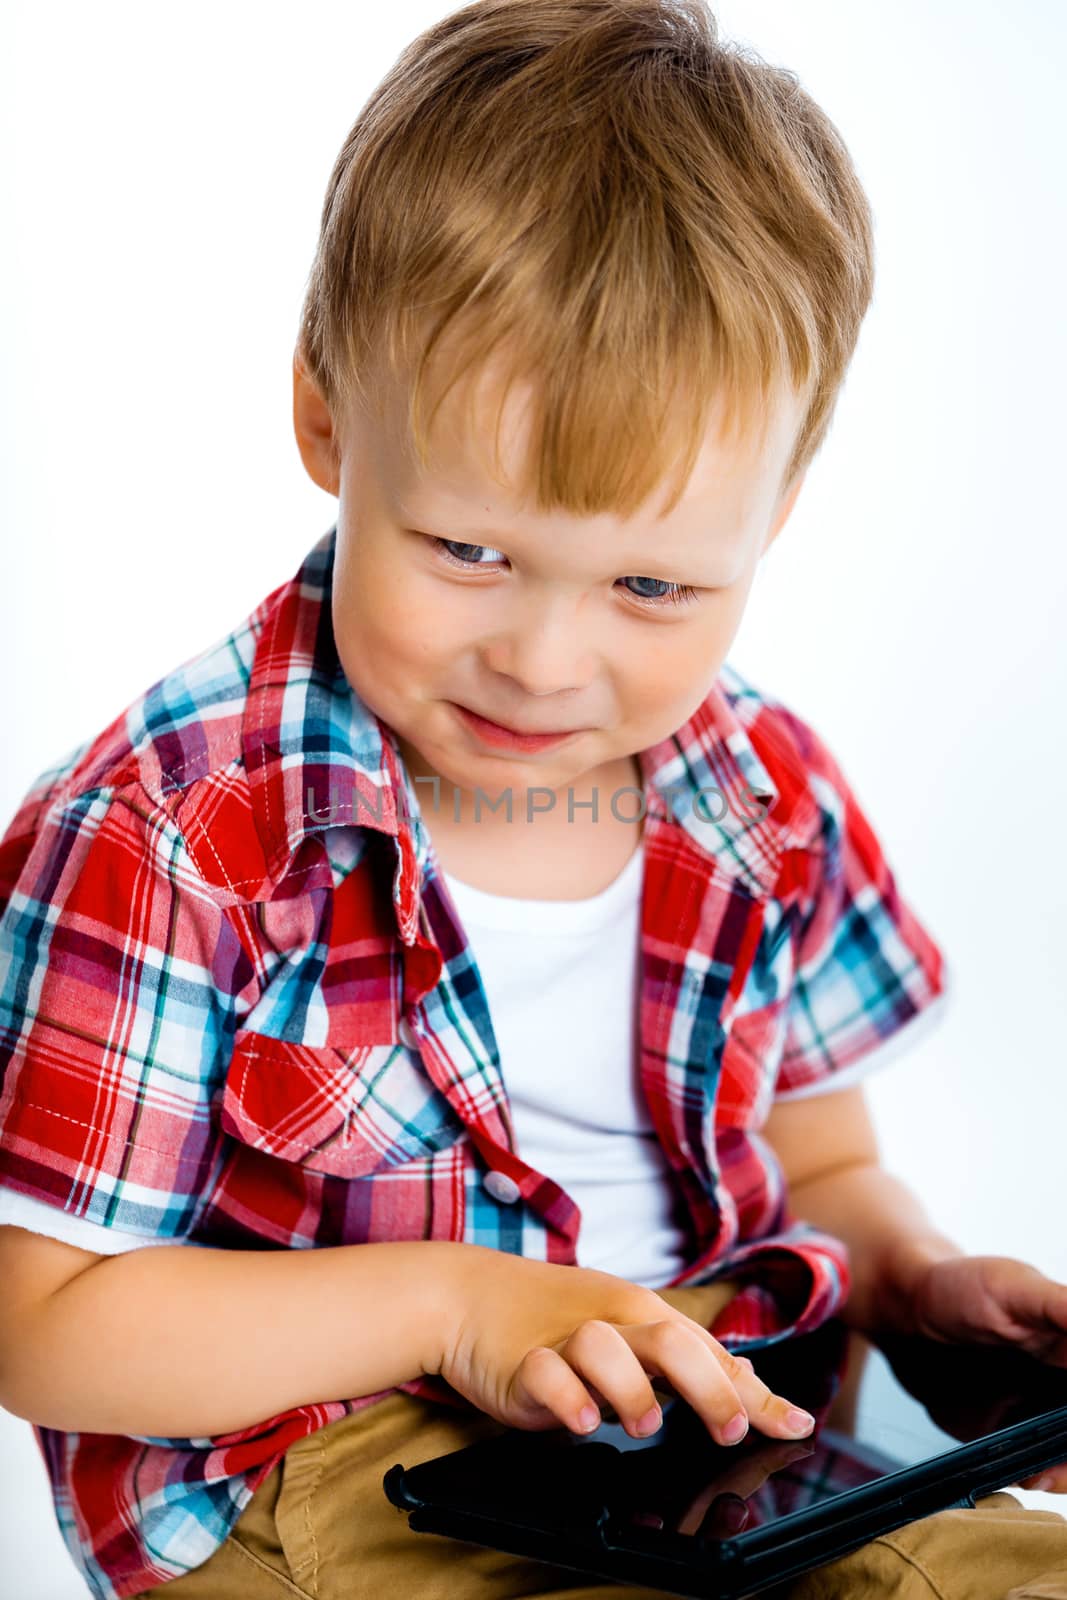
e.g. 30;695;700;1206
274;1419;333;1595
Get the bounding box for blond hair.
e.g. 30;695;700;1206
296;0;875;519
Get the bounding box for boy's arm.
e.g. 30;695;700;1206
0;1229;464;1438
762;1084;965;1337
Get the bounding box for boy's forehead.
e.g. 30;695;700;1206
357;348;803;567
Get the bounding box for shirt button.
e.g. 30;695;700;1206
483;1169;521;1205
398;1016;419;1050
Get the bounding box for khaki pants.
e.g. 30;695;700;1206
133;1283;1067;1599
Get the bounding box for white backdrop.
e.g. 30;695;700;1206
2;2;1065;1594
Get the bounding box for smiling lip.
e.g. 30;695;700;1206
450;702;585;751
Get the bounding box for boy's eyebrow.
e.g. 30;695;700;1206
397;508;745;587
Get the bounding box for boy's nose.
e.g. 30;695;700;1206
481;599;598;700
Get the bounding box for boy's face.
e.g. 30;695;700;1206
292;348;807;827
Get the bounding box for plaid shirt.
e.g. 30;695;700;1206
0;522;949;1598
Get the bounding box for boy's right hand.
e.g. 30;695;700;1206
429;1244;816;1447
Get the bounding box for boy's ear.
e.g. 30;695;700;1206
761;468;807;556
292;349;342;497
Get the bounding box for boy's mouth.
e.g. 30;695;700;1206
448;702;586;751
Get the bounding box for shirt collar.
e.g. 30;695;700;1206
244;524;783;909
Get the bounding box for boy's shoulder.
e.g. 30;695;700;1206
0;526;362;911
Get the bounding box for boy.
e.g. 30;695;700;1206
2;2;1066;1597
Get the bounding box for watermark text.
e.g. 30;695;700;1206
303;776;770;828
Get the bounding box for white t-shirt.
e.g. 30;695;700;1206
440;841;692;1287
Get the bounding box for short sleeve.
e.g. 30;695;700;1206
0;1187;169;1252
0;781;239;1244
773;724;950;1102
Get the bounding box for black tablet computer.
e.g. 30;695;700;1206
383;1315;1067;1598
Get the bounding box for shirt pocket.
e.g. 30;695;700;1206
220;1029;465;1177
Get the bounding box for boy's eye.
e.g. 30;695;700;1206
425;536;699;610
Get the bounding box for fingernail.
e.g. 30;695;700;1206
721;1411;748;1443
635;1405;662;1436
785;1408;816;1435
1031;1473;1056;1492
578;1405;600;1431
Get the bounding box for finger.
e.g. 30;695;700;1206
693;1340;819;1442
623;1321;817;1446
510;1343;614;1435
555;1320;671;1438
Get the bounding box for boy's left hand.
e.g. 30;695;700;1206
909;1253;1067;1492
